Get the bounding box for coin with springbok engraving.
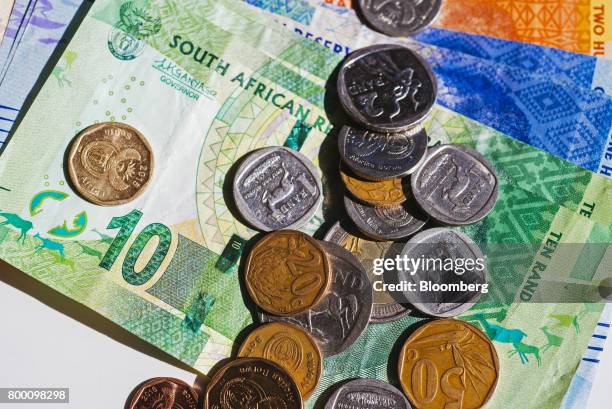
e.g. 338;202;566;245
358;0;442;36
237;322;323;399
325;378;412;409
398;319;499;409
128;377;198;409
205;358;303;409
337;44;437;132
260;241;373;356
68;122;154;205
245;230;331;316
233;146;322;231
338;124;428;180
411;144;499;225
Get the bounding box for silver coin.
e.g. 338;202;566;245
232;146;322;231
344;194;428;241
337;44;437;132
411;144;499;225
259;241;373;356
324;221;412;323
325;378;412;409
398;228;487;317
338;124;428;181
358;0;442;37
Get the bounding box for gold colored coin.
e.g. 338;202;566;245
398;319;499;409
340;166;406;207
237;322;323;399
245;230;331;316
67;122;154;205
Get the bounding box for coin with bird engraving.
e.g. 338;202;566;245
128;377;198;409
325;378;412;409
358;0;442;36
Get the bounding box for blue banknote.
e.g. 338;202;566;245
0;0;35;74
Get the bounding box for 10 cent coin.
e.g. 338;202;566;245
128;377;198;409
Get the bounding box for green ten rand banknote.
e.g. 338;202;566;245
0;0;610;407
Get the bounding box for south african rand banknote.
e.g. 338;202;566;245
0;0;610;408
0;0;15;40
304;0;611;58
0;0;35;77
244;0;612;178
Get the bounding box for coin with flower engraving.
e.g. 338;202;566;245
128;377;198;409
237;322;323;399
338;124;428;180
337;44;437;132
68;122;153;205
411;144;499;225
233;146;323;231
325;378;412;409
358;0;442;36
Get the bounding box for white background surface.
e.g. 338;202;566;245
0;259;610;408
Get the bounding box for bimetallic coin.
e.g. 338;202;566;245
233;146;322;231
260;242;373;356
324;221;411;323
339;124;428;181
399;320;499;409
324;378;412;409
398;228;487;317
205;357;302;409
411;144;499;225
358;0;442;36
237;322;323;399
128;377;198;409
67;122;153;205
337;44;437;132
245;230;331;316
344;195;428;241
341;167;407;207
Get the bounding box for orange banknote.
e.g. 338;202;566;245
321;0;610;57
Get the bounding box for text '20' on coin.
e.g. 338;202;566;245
338;124;428;180
260;242;373;356
341;166;407;207
338;44;437;132
411;144;499;225
233;146;322;231
237;321;323;399
358;0;443;36
324;221;411;323
128;377;198;409
399;319;499;409
398;228;487;317
68;122;153;205
245;230;331;316
205;357;303;409
325;378;412;409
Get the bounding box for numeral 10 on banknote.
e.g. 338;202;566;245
99;210;172;286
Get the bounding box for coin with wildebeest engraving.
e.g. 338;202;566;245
337;44;437;132
324;378;412;409
358;0;442;36
233;146;322;231
68;122;153;205
128;377;198;409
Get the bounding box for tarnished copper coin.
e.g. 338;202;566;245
398;319;499;409
237;322;323;399
67;122;153;205
205;357;303;409
340;166;406;207
245;230;331;316
128;377;198;409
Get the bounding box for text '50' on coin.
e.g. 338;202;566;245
233;146;322;232
339;124;428;180
337;44;437;132
398;320;499;409
68;122;153;205
325;378;412;409
205;357;303;409
237;321;323;399
411;144;499;225
260;241;373;356
128;377;198;409
341;166;407;207
245;230;331;316
358;0;443;36
398;228;487;317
